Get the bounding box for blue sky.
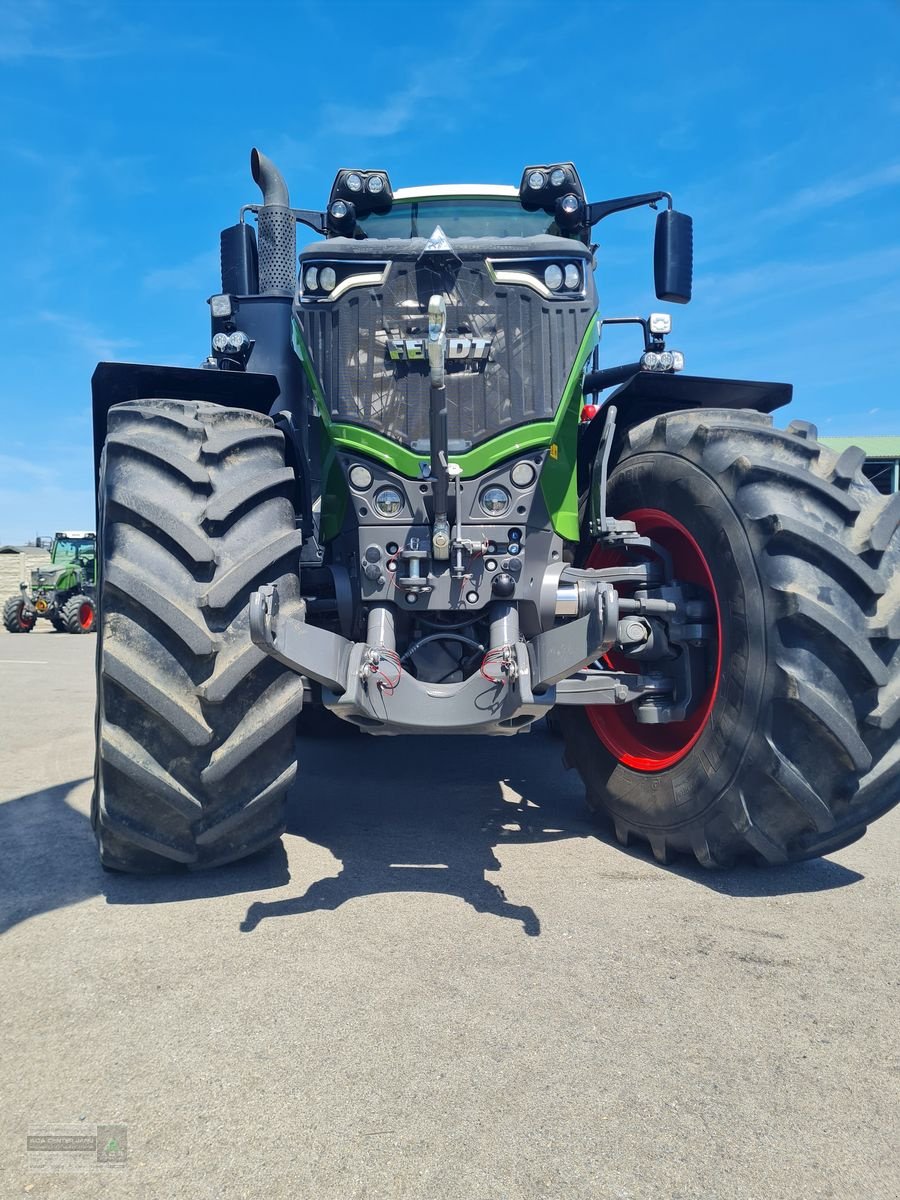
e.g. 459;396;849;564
1;0;899;542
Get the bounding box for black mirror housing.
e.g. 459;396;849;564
220;223;259;296
654;209;693;304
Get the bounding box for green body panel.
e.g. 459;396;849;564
537;316;599;541
292;313;600;542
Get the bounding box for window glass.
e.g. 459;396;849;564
356;198;570;240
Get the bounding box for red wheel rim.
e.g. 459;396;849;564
586;508;722;772
79;603;94;630
19;603;35;630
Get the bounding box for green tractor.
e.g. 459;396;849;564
3;531;96;634
89;151;899;872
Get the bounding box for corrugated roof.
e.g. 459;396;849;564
820;436;900;457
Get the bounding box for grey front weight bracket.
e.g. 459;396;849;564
250;583;353;695
528;583;619;692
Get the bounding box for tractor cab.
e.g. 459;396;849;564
50;532;96;583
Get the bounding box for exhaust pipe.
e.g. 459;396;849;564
251;148;290;207
250;147;296;296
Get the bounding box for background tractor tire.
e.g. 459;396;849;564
93;398;304;872
49;613;66;632
3;596;35;632
559;408;900;868
61;594;96;634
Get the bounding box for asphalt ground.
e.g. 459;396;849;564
1;624;897;1200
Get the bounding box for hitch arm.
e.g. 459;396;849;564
250;584;352;694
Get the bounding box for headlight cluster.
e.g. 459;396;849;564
332;169;392;203
346;455;539;524
299;259;390;301
487;257;587;299
346;463;406;517
478;458;538;517
212;330;250;354
641;350;685;372
543;262;582;292
303;265;337;294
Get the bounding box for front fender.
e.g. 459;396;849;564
91;362;280;492
578;370;793;495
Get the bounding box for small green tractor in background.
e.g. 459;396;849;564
3;531;97;634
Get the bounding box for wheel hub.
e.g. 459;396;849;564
586;507;722;771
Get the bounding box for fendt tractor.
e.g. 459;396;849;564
90;150;899;872
3;531;96;634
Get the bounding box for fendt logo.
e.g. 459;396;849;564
385;331;491;363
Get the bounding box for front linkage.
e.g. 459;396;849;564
248;496;712;738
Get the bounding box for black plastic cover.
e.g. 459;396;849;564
220;223;259;296
654;210;693;304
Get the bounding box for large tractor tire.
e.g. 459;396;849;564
560;409;900;867
93;398;304;872
61;594;96;633
3;596;35;632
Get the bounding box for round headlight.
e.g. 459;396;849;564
225;331;249;352
658;351;674;370
510;462;536;488
642;351;660;370
559;193;580;214
212;332;229;352
527;170;546;190
544;264;563;291
479;486;510;517
549;167;566;188
373;487;404;517
346;172;363;193
319;267;337;292
331;199;349;219
349;464;373;491
367;175;385;195
305;266;318;291
564;263;581;289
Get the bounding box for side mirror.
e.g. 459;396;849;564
654;209;693;304
220;223;259;296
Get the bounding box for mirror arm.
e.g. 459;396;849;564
586;191;672;227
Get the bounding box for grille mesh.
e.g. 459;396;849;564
298;254;593;447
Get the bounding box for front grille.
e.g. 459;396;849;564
297;253;594;449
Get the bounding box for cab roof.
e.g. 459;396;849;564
391;184;521;201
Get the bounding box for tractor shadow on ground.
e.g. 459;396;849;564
237;726;864;938
0;739;864;938
0;779;98;935
0;779;291;934
239;730;577;937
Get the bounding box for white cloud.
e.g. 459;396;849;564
36;312;137;362
757;162;900;223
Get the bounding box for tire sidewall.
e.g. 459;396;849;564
569;449;767;831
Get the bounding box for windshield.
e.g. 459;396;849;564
52;538;94;564
355;198;573;240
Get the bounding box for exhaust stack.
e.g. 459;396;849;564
250;148;296;296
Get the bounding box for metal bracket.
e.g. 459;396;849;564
250;583;353;694
554;669;673;706
529;584;619;692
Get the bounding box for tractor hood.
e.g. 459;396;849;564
31;564;81;591
294;234;596;453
